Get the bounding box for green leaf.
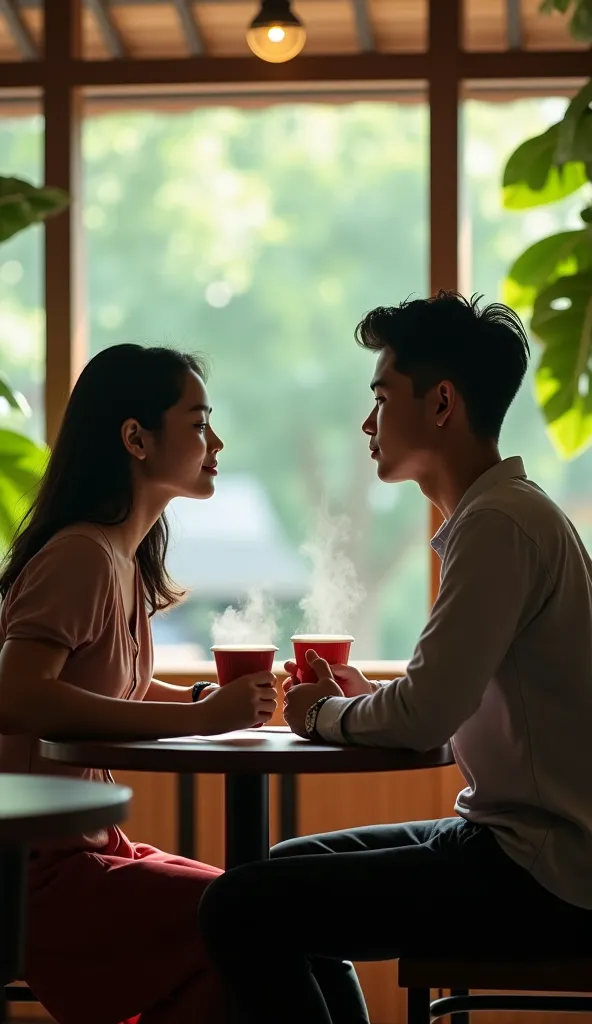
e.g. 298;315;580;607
0;375;31;417
540;0;592;40
0;176;70;244
570;0;592;40
556;80;592;164
572;109;592;164
504;229;592;310
503;125;587;209
0;429;48;548
539;0;573;12
532;270;592;457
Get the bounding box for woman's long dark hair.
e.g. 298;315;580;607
0;344;207;615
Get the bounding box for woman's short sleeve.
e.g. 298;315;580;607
3;535;114;650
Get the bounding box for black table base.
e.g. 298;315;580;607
225;775;269;868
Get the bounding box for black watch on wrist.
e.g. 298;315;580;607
191;682;211;702
304;695;333;740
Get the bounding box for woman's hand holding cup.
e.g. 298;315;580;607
195;672;278;734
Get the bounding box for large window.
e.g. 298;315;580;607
464;96;591;544
4;91;587;666
82;100;429;662
0;104;45;442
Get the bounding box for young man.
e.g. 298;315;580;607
199;292;592;1024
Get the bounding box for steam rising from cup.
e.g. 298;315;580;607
298;512;365;634
211;589;279;647
210;591;278;706
209;513;364;666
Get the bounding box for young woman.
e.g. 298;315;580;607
0;344;277;1024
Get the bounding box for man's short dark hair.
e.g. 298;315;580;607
355;291;530;441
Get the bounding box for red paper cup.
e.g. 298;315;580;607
290;635;354;684
210;645;278;686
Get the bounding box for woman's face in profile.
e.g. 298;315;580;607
146;369;224;501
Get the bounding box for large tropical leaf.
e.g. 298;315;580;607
0;374;32;418
0;176;69;244
556;80;592;165
0;429;48;549
504;229;592;310
502;124;587;209
539;0;574;13
532;270;592;457
571;108;592;169
570;0;592;40
539;0;592;41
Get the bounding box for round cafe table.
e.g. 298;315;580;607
40;729;450;872
40;728;454;868
0;775;131;844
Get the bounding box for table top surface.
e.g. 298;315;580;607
0;775;132;843
40;727;454;775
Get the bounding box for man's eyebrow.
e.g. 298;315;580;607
370;378;388;392
188;403;212;414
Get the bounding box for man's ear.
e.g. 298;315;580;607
435;382;455;426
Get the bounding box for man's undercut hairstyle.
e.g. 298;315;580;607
355;291;530;441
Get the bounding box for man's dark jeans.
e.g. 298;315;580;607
199;817;592;1024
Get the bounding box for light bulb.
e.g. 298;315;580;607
246;1;306;63
267;26;286;43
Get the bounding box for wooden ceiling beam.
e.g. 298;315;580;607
0;60;40;85
85;0;127;58
351;0;375;52
0;50;588;90
72;53;429;84
461;50;589;77
171;0;206;57
73;51;592;86
0;0;38;59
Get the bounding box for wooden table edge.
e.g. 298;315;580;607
39;738;454;775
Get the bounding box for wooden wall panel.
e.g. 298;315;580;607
10;998;55;1021
196;772;225;867
110;769;177;851
298;768;444;836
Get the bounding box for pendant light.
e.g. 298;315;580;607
246;0;306;64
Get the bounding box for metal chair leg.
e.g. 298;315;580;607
408;986;431;1024
449;988;469;1024
430;994;592;1018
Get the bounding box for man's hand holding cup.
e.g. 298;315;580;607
283;659;376;697
283;650;344;738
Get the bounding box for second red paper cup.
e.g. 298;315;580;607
290;635;354;684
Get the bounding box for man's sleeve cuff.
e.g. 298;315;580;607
314;695;363;744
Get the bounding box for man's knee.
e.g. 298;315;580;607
271;835;327;859
199;866;251;948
